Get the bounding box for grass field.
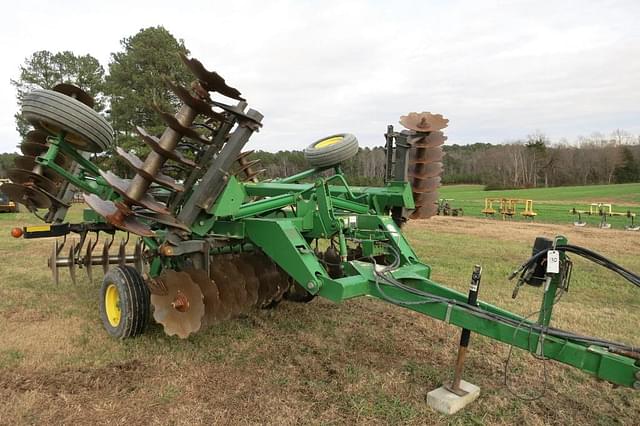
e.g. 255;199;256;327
439;183;640;229
0;206;639;425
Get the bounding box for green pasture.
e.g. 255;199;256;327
439;183;640;228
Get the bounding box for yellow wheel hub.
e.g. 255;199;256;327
315;136;343;149
105;283;121;327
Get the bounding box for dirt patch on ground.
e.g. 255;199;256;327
410;216;640;256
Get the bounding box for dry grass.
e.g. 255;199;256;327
0;212;639;425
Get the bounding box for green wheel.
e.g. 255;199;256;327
304;133;359;168
99;266;150;339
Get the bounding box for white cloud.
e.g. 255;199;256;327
0;0;638;153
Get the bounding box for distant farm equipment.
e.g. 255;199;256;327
435;198;463;216
0;179;19;213
570;203;639;231
481;198;536;220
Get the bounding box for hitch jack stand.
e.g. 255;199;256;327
427;265;483;414
445;264;482;396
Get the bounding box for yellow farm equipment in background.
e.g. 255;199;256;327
482;198;536;220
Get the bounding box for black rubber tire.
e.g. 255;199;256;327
22;89;114;153
304;133;359;168
99;265;150;339
284;282;316;303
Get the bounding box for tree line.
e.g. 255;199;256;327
5;25;640;189
251;130;640;188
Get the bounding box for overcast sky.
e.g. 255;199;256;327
1;0;638;153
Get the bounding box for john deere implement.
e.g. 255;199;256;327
4;52;639;396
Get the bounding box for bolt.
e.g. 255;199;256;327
307;281;315;289
636;371;640;380
633;381;640;391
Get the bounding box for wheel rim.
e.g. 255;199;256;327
105;283;122;327
315;136;343;149
39;122;92;150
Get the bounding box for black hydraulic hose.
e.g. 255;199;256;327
371;243;639;354
509;244;640;288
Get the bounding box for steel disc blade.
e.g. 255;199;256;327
154;107;212;145
410;202;439;219
83;194;154;237
413;190;440;207
165;79;225;121
99;170;170;215
399;112;448;132
20;141;48;157
409;132;447;148
250;254;282;307
151;270;205;338
7;168;57;194
409;147;445;164
14;155;62;181
184;267;224;327
25;129;48;144
410;177;441;194
221;256;251;314
133;210;190;233
409;162;443;179
231;255;259;308
52;83;95;108
273;266;291;302
115;147;184;192
179;53;245;101
0;182;51;209
134;126;198;168
209;258;242;318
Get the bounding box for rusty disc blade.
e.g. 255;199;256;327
410;176;441;194
410;202;439;219
221;256;251;314
165;79;225;121
273;265;291;303
0;182;51;209
154;107;212;145
151;269;205;338
409;131;447;148
409;162;443;179
83;194;154;237
99;170;170;215
409;147;445;164
209;258;243;318
179;53;245;101
52;83;95;108
133;210;191;233
210;100;262;129
249;254;282;307
7;168;57;194
231;255;259;308
184;266;224;327
134;126;198;168
115;147;184;192
399;112;449;132
20;141;48;157
14;156;62;182
25;129;48;144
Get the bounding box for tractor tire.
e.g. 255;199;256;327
22;89;114;153
99;265;150;339
304;133;359;168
